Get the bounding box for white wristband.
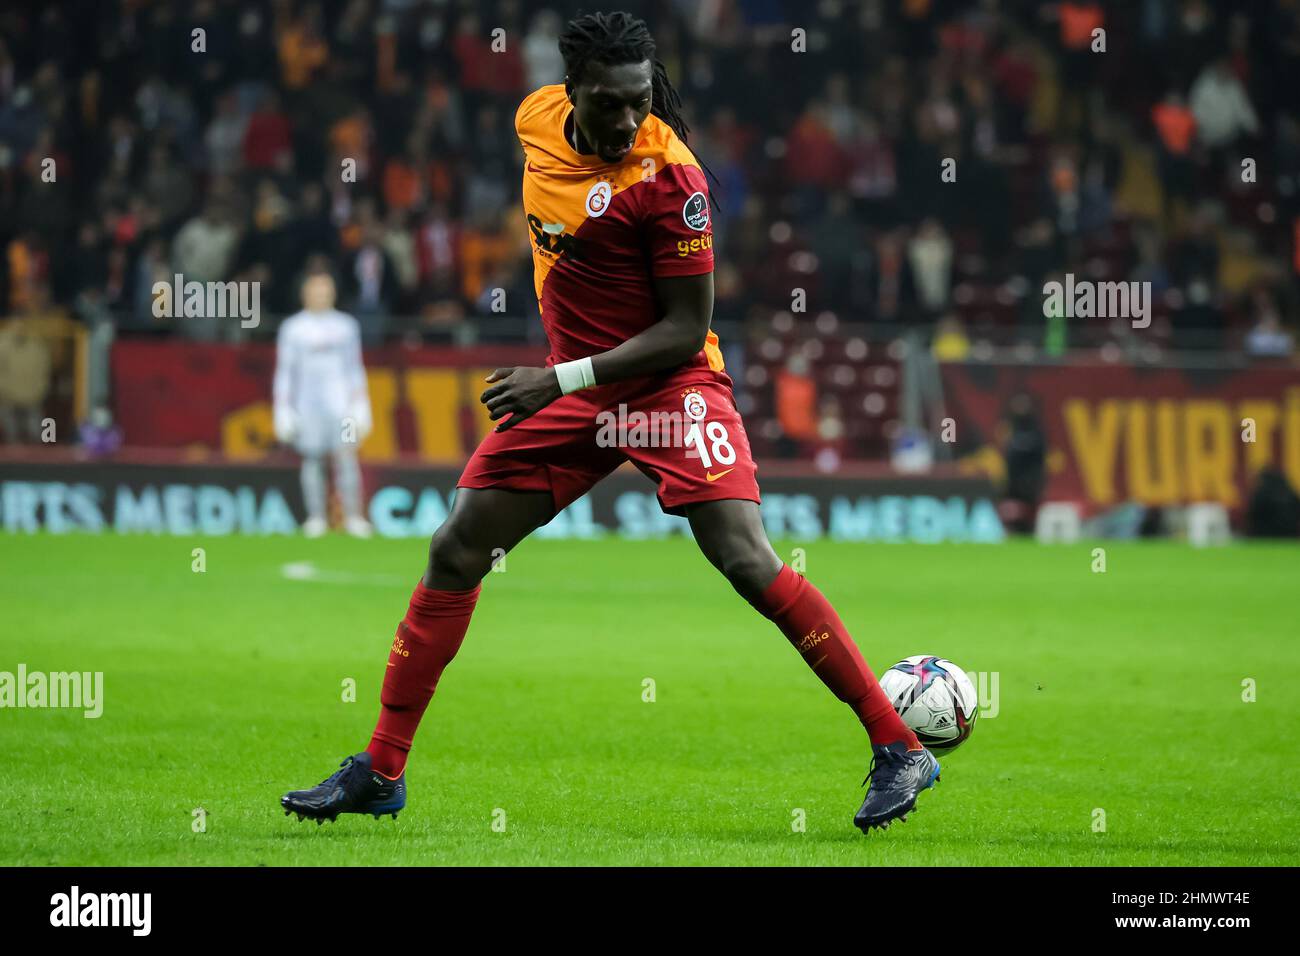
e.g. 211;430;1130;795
554;356;596;395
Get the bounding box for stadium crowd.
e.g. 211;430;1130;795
1;0;1299;452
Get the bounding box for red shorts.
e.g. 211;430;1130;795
458;368;761;516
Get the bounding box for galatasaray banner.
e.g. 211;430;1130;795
939;362;1300;512
110;339;548;463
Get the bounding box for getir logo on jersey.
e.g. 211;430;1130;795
676;233;713;258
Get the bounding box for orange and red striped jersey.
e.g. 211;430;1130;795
515;84;723;373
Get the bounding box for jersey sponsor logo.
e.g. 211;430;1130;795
527;213;581;260
585;180;613;218
705;467;735;482
682;190;710;230
676;233;713;257
682;387;708;421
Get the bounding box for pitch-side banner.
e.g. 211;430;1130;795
0;461;1003;542
939;362;1300;512
111;339;548;462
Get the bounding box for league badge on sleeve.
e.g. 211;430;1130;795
682;191;709;230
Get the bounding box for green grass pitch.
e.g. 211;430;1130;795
2;532;1296;866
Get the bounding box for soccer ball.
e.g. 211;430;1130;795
879;655;979;753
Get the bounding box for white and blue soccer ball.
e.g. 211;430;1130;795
879;655;979;753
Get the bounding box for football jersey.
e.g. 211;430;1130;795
514;84;724;374
273;308;369;453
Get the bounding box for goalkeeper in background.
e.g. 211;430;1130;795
273;270;374;538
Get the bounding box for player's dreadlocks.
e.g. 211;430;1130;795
559;10;722;209
559;10;692;143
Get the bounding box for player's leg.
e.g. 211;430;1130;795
624;374;939;830
620;377;918;747
281;386;620;822
621;376;919;750
366;487;554;772
299;453;328;537
372;486;554;771
330;445;371;537
685;498;919;748
359;385;620;777
281;486;553;822
686;498;940;831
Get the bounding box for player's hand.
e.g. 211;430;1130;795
348;403;372;440
480;366;562;431
273;407;298;443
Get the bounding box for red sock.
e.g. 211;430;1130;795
366;580;481;777
752;564;919;750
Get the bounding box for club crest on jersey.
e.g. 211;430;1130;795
682;191;709;231
586;181;613;218
682;387;708;421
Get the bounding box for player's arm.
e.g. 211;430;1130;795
272;320;298;442
483;160;717;432
480;272;712;432
590;272;713;382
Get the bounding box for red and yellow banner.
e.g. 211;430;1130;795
111;340;547;462
940;362;1300;511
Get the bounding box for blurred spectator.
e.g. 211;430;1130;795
204;91;249;177
908;219;953;316
129;238;172;332
381;209;419;314
277;5;329;92
931;315;971;362
0;316;52;443
173;203;238;284
142;144;193;228
775;354;818;448
1151;89;1197;218
1189;57;1259;150
1244;289;1294;357
242;89;292;170
999;392;1047;534
813;396;846;474
522;11;565;90
416;201;461;301
172;203;239;340
78;406;123;458
1246;468;1300;537
344;222;398;346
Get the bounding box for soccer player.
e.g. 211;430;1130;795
282;11;939;832
273;271;374;538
